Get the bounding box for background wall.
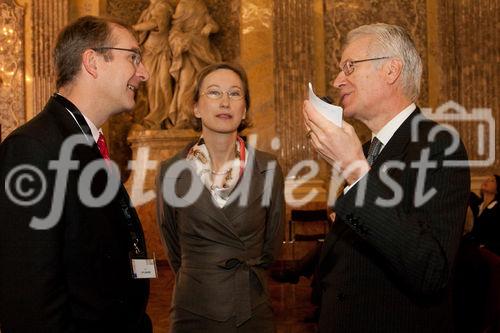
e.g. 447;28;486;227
0;0;498;177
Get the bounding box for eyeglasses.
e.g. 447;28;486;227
200;88;244;101
92;47;142;66
340;56;390;76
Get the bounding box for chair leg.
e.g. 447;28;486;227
289;220;294;259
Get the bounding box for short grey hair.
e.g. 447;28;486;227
346;23;422;102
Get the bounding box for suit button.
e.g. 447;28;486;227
336;293;346;302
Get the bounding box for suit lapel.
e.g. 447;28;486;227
369;109;421;169
174;161;230;222
222;147;266;222
320;109;421;267
47;96;144;249
46;96;104;165
172;147;269;239
171;157;242;239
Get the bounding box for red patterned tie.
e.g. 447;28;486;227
97;133;110;161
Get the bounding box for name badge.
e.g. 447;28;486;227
131;257;157;279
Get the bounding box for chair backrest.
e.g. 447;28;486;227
289;209;329;243
290;209;328;222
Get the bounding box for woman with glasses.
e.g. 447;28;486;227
157;62;284;332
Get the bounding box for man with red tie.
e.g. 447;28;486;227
0;16;152;332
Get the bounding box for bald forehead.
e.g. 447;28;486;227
341;36;374;61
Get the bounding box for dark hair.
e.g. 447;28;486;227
54;15;136;89
480;174;500;202
191;62;251;132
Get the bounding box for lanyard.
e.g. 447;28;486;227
53;93;93;141
52;93;146;258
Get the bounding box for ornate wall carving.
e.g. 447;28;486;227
31;0;68;116
0;0;25;140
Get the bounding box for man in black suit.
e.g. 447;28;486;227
303;23;470;332
0;16;152;332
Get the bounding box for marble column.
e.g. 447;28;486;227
0;0;25;140
427;0;499;175
30;0;68;118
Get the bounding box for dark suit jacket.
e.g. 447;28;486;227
157;144;284;325
468;192;500;255
0;96;150;333
318;109;470;333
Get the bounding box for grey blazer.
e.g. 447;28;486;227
157;144;284;325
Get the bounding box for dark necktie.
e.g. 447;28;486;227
366;137;382;166
97;133;110;161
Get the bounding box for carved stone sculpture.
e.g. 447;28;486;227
167;0;222;128
133;0;175;129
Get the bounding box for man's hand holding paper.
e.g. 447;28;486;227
307;82;343;127
303;83;369;185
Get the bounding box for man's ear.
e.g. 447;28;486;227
385;58;403;85
82;49;98;78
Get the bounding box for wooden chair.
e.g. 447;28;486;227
288;209;330;259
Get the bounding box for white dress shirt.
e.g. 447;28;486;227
344;103;416;194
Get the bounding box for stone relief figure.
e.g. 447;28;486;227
166;0;222;128
133;0;175;129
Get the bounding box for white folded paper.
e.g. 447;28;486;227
308;82;343;127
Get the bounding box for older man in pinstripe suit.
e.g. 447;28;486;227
303;23;469;332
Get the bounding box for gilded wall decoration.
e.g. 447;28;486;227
0;0;25;140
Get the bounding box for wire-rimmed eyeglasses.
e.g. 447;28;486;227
340;56;390;76
92;47;142;67
200;88;245;101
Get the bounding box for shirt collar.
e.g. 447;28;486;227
81;113;102;143
373;103;416;148
64;107;102;143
